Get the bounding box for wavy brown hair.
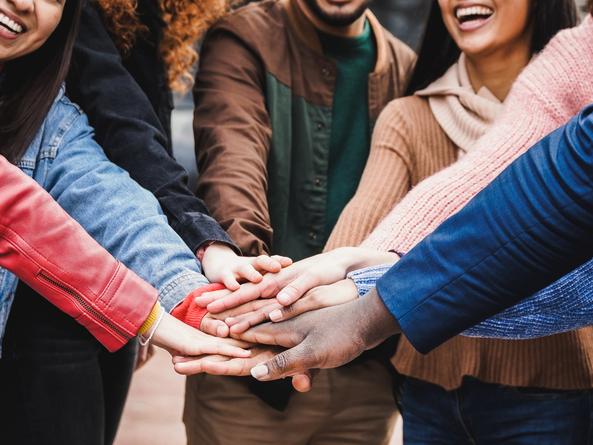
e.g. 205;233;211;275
95;0;227;92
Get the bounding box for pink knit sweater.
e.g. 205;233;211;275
362;16;593;253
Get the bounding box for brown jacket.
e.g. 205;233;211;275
194;0;415;259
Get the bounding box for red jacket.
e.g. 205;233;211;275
0;155;157;351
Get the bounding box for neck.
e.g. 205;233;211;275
465;45;531;101
296;0;366;37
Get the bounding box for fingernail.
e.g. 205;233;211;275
251;365;269;380
269;310;283;322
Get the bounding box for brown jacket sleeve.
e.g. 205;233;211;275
194;30;273;256
324;100;414;250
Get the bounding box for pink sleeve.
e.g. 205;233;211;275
362;18;593;253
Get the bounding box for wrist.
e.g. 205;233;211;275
196;241;218;262
356;288;400;350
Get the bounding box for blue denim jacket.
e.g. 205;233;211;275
0;88;209;349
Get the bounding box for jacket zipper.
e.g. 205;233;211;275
38;270;130;341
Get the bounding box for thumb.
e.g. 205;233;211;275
250;343;316;381
276;273;320;306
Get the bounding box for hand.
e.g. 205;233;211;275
200;243;292;290
225;279;360;335
200;299;273;337
172;346;282;376
150;312;251;359
236;288;400;384
197;247;394;313
171;346;315;392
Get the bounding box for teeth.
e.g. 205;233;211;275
0;13;23;34
456;5;494;20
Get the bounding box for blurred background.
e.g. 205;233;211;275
115;1;587;444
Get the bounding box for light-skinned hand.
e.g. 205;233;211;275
172;347;315;392
150;311;251;359
196;247;395;313
225;279;360;335
200;242;292;290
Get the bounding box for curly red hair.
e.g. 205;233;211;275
95;0;227;92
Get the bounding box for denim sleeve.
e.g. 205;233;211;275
44;112;209;312
376;105;593;354
347;264;394;297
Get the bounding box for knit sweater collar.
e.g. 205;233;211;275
415;54;503;155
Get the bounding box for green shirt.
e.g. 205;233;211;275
318;21;377;237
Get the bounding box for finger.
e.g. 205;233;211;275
213;298;273;321
194;341;252;358
221;271;241;291
292;372;312;392
206;283;270;314
271;255;293;268
229;303;282;334
237;263;264;284
269;297;319;322
250;344;316;381
175;357;252;376
200;317;230;337
195;288;233;307
252;255;282;273
234;320;299;347
276;274;321;306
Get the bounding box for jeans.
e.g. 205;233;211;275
400;376;593;445
0;282;137;445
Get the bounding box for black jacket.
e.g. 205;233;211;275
67;0;235;253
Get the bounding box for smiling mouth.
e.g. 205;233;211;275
0;11;25;35
455;5;494;27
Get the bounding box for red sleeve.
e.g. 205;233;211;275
171;283;226;329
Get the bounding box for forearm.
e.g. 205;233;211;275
194;31;273;255
47;116;209;313
357;288;401;351
362;23;593;254
376;106;593;353
68;3;234;253
0;155;157;351
325;108;412;251
464;257;593;339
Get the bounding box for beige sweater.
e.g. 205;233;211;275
326;97;593;390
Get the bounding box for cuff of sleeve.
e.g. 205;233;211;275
159;272;210;313
347;263;394;297
138;302;163;335
171;283;226;329
172;212;241;256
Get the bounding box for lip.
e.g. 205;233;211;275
454;2;494;33
0;6;27;40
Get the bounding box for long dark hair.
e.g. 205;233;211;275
0;0;82;162
405;0;578;95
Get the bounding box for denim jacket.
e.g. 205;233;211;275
0;88;208;349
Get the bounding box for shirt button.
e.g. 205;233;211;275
309;232;317;241
314;178;321;186
321;67;330;78
316;122;325;130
